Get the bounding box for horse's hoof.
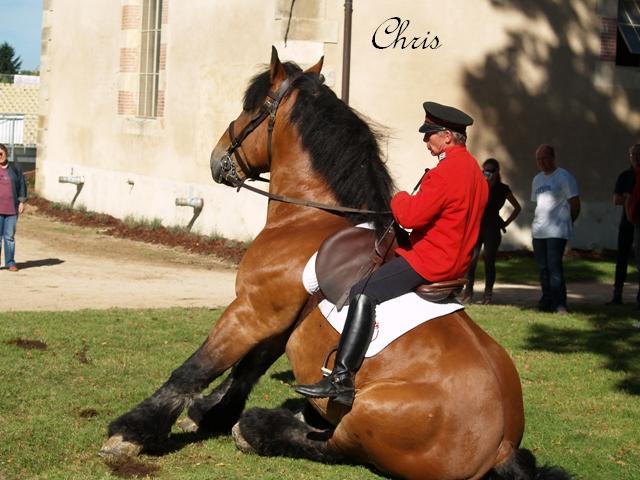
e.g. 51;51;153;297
177;417;199;433
98;434;143;458
294;409;305;422
232;422;255;454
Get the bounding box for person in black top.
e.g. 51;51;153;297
462;158;521;304
608;145;640;305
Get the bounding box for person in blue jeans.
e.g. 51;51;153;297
0;143;28;272
531;144;580;314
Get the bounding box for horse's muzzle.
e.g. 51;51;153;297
210;147;235;186
210;148;223;184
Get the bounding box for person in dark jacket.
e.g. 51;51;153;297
462;158;521;304
622;143;640;309
607;144;640;305
0;143;28;271
295;102;488;407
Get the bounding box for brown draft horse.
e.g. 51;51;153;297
101;48;572;480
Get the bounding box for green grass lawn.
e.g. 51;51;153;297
0;306;638;479
476;253;638;284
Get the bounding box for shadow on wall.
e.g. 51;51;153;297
464;0;640;248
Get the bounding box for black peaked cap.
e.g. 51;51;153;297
418;102;474;135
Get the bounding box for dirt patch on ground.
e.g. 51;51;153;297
106;457;160;478
5;338;48;350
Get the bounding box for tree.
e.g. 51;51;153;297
0;42;22;75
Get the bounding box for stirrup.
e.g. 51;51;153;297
320;345;338;377
296;383;355;407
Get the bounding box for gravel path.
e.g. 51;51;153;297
4;210;237;311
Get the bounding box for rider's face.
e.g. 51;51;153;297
423;131;448;157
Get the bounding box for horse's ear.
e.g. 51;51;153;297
269;46;286;84
305;56;324;76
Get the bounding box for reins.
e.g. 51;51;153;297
232;167;429;215
234;179;390;215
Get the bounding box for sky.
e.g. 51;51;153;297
0;0;43;71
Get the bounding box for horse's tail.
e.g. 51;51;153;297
483;448;574;480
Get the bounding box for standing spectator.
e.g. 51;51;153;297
607;143;640;305
0;143;27;271
531;144;580;314
463;158;521;304
623;143;640;309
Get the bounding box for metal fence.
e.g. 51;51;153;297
0;74;39;166
0;114;25;144
0;114;37;165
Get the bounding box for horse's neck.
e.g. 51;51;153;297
265;147;340;226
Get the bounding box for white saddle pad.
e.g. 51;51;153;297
318;294;463;357
302;248;464;358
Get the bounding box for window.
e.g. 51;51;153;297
139;0;163;117
617;0;640;66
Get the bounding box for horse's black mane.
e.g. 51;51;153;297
243;62;395;233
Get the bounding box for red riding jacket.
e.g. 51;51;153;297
390;145;488;282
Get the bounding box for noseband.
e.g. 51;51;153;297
216;73;302;186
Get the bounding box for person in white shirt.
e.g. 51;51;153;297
531;144;580;314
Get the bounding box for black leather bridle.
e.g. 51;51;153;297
213;73;302;187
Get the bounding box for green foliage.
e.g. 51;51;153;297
123;215;163;230
150;217;163;230
0;42;22;75
0;306;638;479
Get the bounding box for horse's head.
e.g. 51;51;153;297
210;47;323;187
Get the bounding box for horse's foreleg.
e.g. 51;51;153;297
101;292;305;457
101;340;220;456
183;329;291;433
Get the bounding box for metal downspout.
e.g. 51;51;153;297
341;0;353;105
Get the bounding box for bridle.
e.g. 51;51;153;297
211;72;390;216
213;73;302;187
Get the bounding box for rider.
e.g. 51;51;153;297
295;102;489;407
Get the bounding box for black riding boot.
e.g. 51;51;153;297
295;293;375;407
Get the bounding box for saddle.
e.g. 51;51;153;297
315;225;466;308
